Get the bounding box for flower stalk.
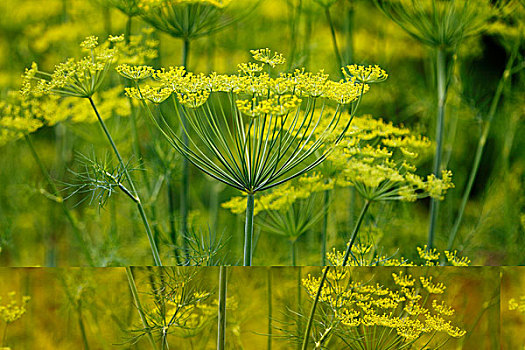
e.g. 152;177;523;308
428;47;448;248
88;97;162;266
342;199;371;266
217;266;227;350
301;266;330;350
244;193;255;266
126;267;159;350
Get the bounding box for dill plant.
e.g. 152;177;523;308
21;35;163;266
136;0;259;262
123;49;386;265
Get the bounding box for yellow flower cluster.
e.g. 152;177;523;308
509;296;525;313
124;51;375;112
344;64;389;84
327;244;471;267
116;64;154;80
222;174;332;215
318;114;454;202
302;268;466;345
0;292;30;324
250;48;286;67
21;34;157;99
0;93;46;146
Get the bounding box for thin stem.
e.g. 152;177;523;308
288;0;302;69
321;188;330;265
344;1;355;64
125;15;132;43
180;37;191;264
267;267;273;350
2;322;8;347
167;174;181;264
291;239;297;266
427;48;447;248
77;302;90;350
296;267;302;350
244;193;255;266
24;135;95;266
301;266;330;350
342;200;371;266
447;46;518;250
325;7;344;73
217;266;227;350
126;267;159;350
88;97;162;266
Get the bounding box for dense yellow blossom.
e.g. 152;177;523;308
0;292;30;324
302;268;466;346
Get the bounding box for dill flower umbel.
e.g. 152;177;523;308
125;49;386;265
301;268;466;348
0;292;30;324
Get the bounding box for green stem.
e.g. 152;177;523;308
126;267;159;350
325;7;344;73
2;322;8;347
125;15;132;43
244;193;255;266
167;174;181;264
321;189;330;265
180;37;191;264
209;183;220;232
427;48;447;248
344;1;355;64
301;266;330;350
288;0;302;69
24;134;94;266
296;267;302;350
342;200;371;266
88;97;162;266
447;46;518;250
77;302;90;350
267;267;273;350
217;266;227;350
291;239;297;266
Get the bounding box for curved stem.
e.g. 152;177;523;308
301;266;330;350
342;200;371;266
427;48;447;248
217;266;227;350
244;193;255;266
24;135;95;266
88;97;162;266
126;267;159;350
